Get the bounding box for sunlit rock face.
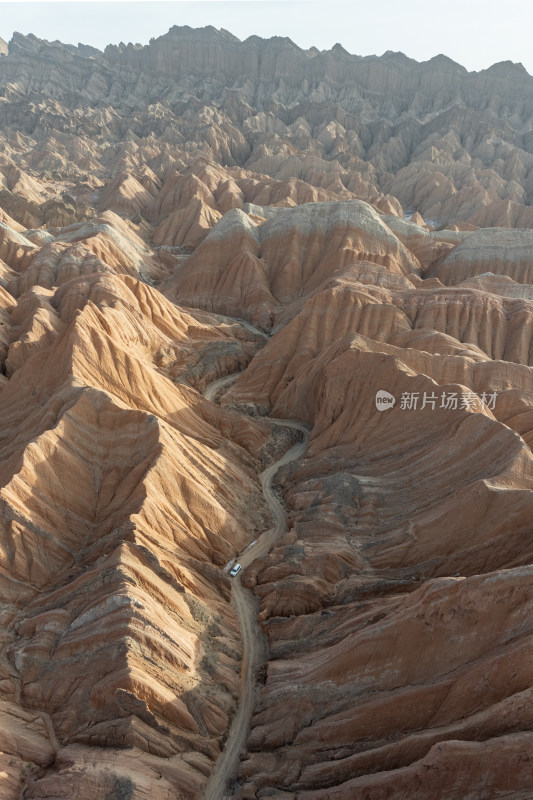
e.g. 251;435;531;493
0;23;533;800
166;200;420;329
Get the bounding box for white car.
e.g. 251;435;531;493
229;563;242;577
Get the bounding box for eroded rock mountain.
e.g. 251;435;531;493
0;24;532;800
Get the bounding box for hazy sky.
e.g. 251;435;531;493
1;0;532;75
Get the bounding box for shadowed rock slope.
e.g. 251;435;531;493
219;207;533;800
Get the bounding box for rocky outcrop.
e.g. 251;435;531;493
1;21;533;800
428;227;533;285
0;267;274;798
168;201;420;328
3;27;533;231
227;306;533;799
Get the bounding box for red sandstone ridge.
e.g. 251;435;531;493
166;200;420;328
0;22;532;800
226;297;533;800
0;269;273;798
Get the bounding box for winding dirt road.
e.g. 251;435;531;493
202;372;309;800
